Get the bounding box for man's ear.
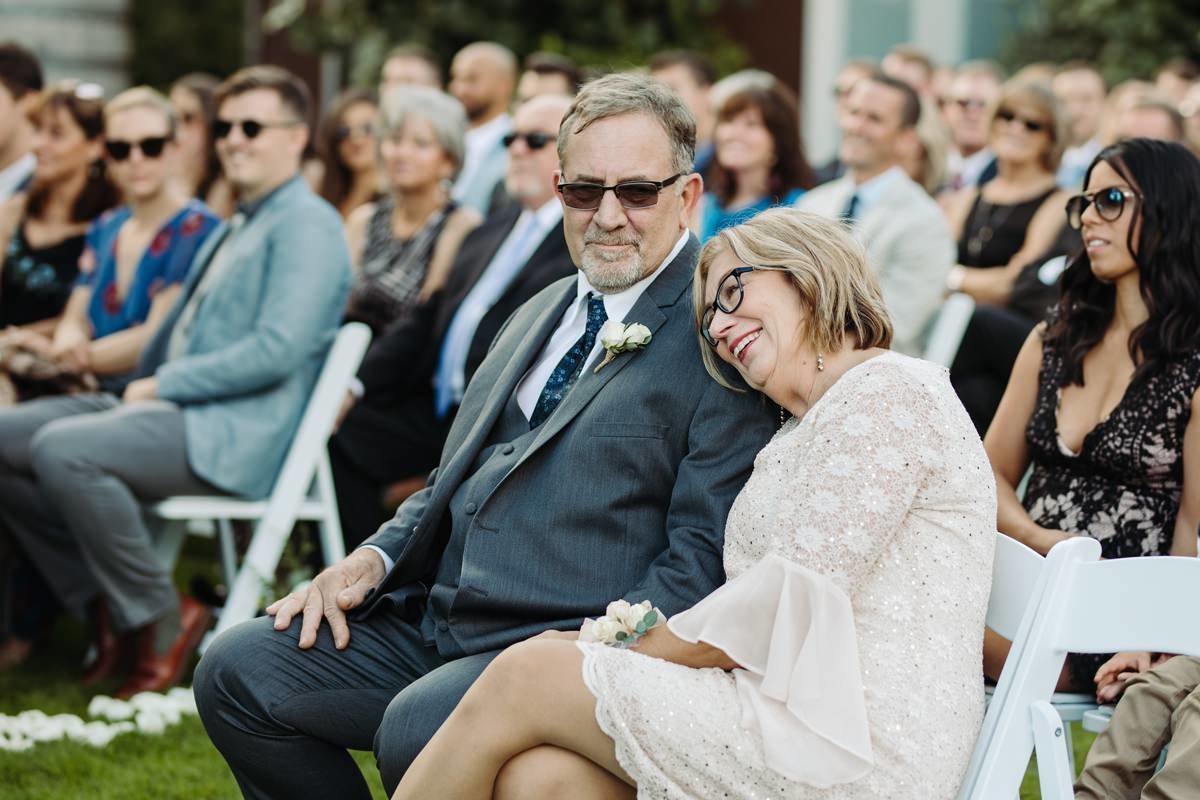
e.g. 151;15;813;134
894;126;920;161
293;124;311;157
678;172;704;227
550;168;563;200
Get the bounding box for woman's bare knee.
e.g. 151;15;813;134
494;746;633;800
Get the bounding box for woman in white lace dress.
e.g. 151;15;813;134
393;209;996;800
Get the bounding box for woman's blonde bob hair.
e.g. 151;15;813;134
693;208;893;389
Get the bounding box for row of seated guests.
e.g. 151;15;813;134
0;64;351;700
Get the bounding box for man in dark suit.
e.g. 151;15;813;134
329;94;576;547
195;73;776;799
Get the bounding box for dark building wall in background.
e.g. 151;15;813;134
714;0;804;95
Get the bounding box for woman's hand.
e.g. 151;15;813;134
1094;651;1168;703
531;629;581;642
51;335;92;373
1032;527;1074;555
2;328;54;358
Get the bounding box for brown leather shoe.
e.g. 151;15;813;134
82;598;133;686
115;596;212;700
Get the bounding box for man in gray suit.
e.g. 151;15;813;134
0;66;350;698
797;72;954;356
195;72;776;799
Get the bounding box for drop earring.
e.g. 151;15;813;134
816;353;825;371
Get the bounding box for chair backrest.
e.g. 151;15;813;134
923;292;976;368
965;538;1200;799
258;322;372;528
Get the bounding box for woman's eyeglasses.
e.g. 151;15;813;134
556;173;682;210
1066;186;1141;230
995;108;1048;134
502;131;553;150
213;118;302;140
334;122;375;142
105;136;170;161
700;265;788;348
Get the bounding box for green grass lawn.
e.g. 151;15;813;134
0;537;1093;799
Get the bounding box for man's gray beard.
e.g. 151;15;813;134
580;248;645;292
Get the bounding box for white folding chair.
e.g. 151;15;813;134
966;538;1200;800
922;292;976;368
150;322;372;644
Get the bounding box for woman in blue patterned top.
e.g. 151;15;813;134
3;86;218;399
694;78;815;242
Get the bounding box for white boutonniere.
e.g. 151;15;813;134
594;321;652;373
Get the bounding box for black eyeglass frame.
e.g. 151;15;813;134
556;173;683;210
1065;186;1142;230
104;135;171;162
700;265;791;348
502;131;554;150
212;118;303;140
994;108;1048;134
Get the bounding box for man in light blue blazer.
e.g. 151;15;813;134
0;66;350;699
195;72;778;799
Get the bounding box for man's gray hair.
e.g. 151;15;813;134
378;85;468;178
557;72;696;175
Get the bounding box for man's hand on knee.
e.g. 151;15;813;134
266;548;386;650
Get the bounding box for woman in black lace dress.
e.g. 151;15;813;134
984;138;1200;689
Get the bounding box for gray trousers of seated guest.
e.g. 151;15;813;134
0;394;215;631
194;612;501;799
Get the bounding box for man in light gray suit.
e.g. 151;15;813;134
0;66;350;698
195;73;776;799
797;72;954;356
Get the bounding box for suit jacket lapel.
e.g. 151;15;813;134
517;236;698;464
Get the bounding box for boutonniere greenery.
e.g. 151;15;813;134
594;321;652;373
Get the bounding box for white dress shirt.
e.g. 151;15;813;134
0;153;35;201
363;230;689;573
846;165;906;219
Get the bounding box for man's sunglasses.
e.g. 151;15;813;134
1066;186;1141;230
502;131;553;150
995;108;1048;134
557;173;682;211
212;118;302;140
700;265;790;348
105;136;170;161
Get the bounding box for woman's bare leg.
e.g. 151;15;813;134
494;746;636;800
392;639;632;800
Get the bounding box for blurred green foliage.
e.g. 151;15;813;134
1001;0;1200;85
130;0;247;90
266;0;749;88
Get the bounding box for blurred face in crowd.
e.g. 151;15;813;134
1052;68;1106;146
214;88;307;200
449;46;514;124
1115;106;1181;143
944;72;1000;155
1182;83;1200;147
104;105;176;203
839;80;912;178
32;103;100;187
832;62;873;120
381;55;440;91
714;103;774;176
651;64;712;138
503;95;569;209
989;99;1052;168
336;100;378;174
169;86;209;177
1155;71;1193;105
515;70;572;105
1079;159;1140;285
882;54;931;97
379;114;455;194
557;111;700;292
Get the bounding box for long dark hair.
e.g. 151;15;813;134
708;82;815;207
25;82;117;224
169;72;221;200
316;89;377;211
1045;138;1200;386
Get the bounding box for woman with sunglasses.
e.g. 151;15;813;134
343;86;481;335
0;86;218;670
313;88;382;219
694;80;814;242
943;81;1071;305
168;73;235;219
392;209;996;800
984;138;1200;692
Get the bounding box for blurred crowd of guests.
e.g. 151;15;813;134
0;38;1198;754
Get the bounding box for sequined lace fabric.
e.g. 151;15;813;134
1023;338;1200;684
580;352;996;799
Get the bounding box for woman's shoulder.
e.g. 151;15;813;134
442;204;483;237
172;200;221;237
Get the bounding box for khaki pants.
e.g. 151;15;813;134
1075;655;1200;800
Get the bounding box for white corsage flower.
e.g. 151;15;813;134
594;321;652;373
583;598;666;648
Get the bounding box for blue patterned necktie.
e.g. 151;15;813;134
529;293;608;428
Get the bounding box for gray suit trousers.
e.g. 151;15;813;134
194;613;502;799
0;394;213;630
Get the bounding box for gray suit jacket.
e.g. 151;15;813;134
797;172;954;355
134;176;352;499
360;235;777;653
